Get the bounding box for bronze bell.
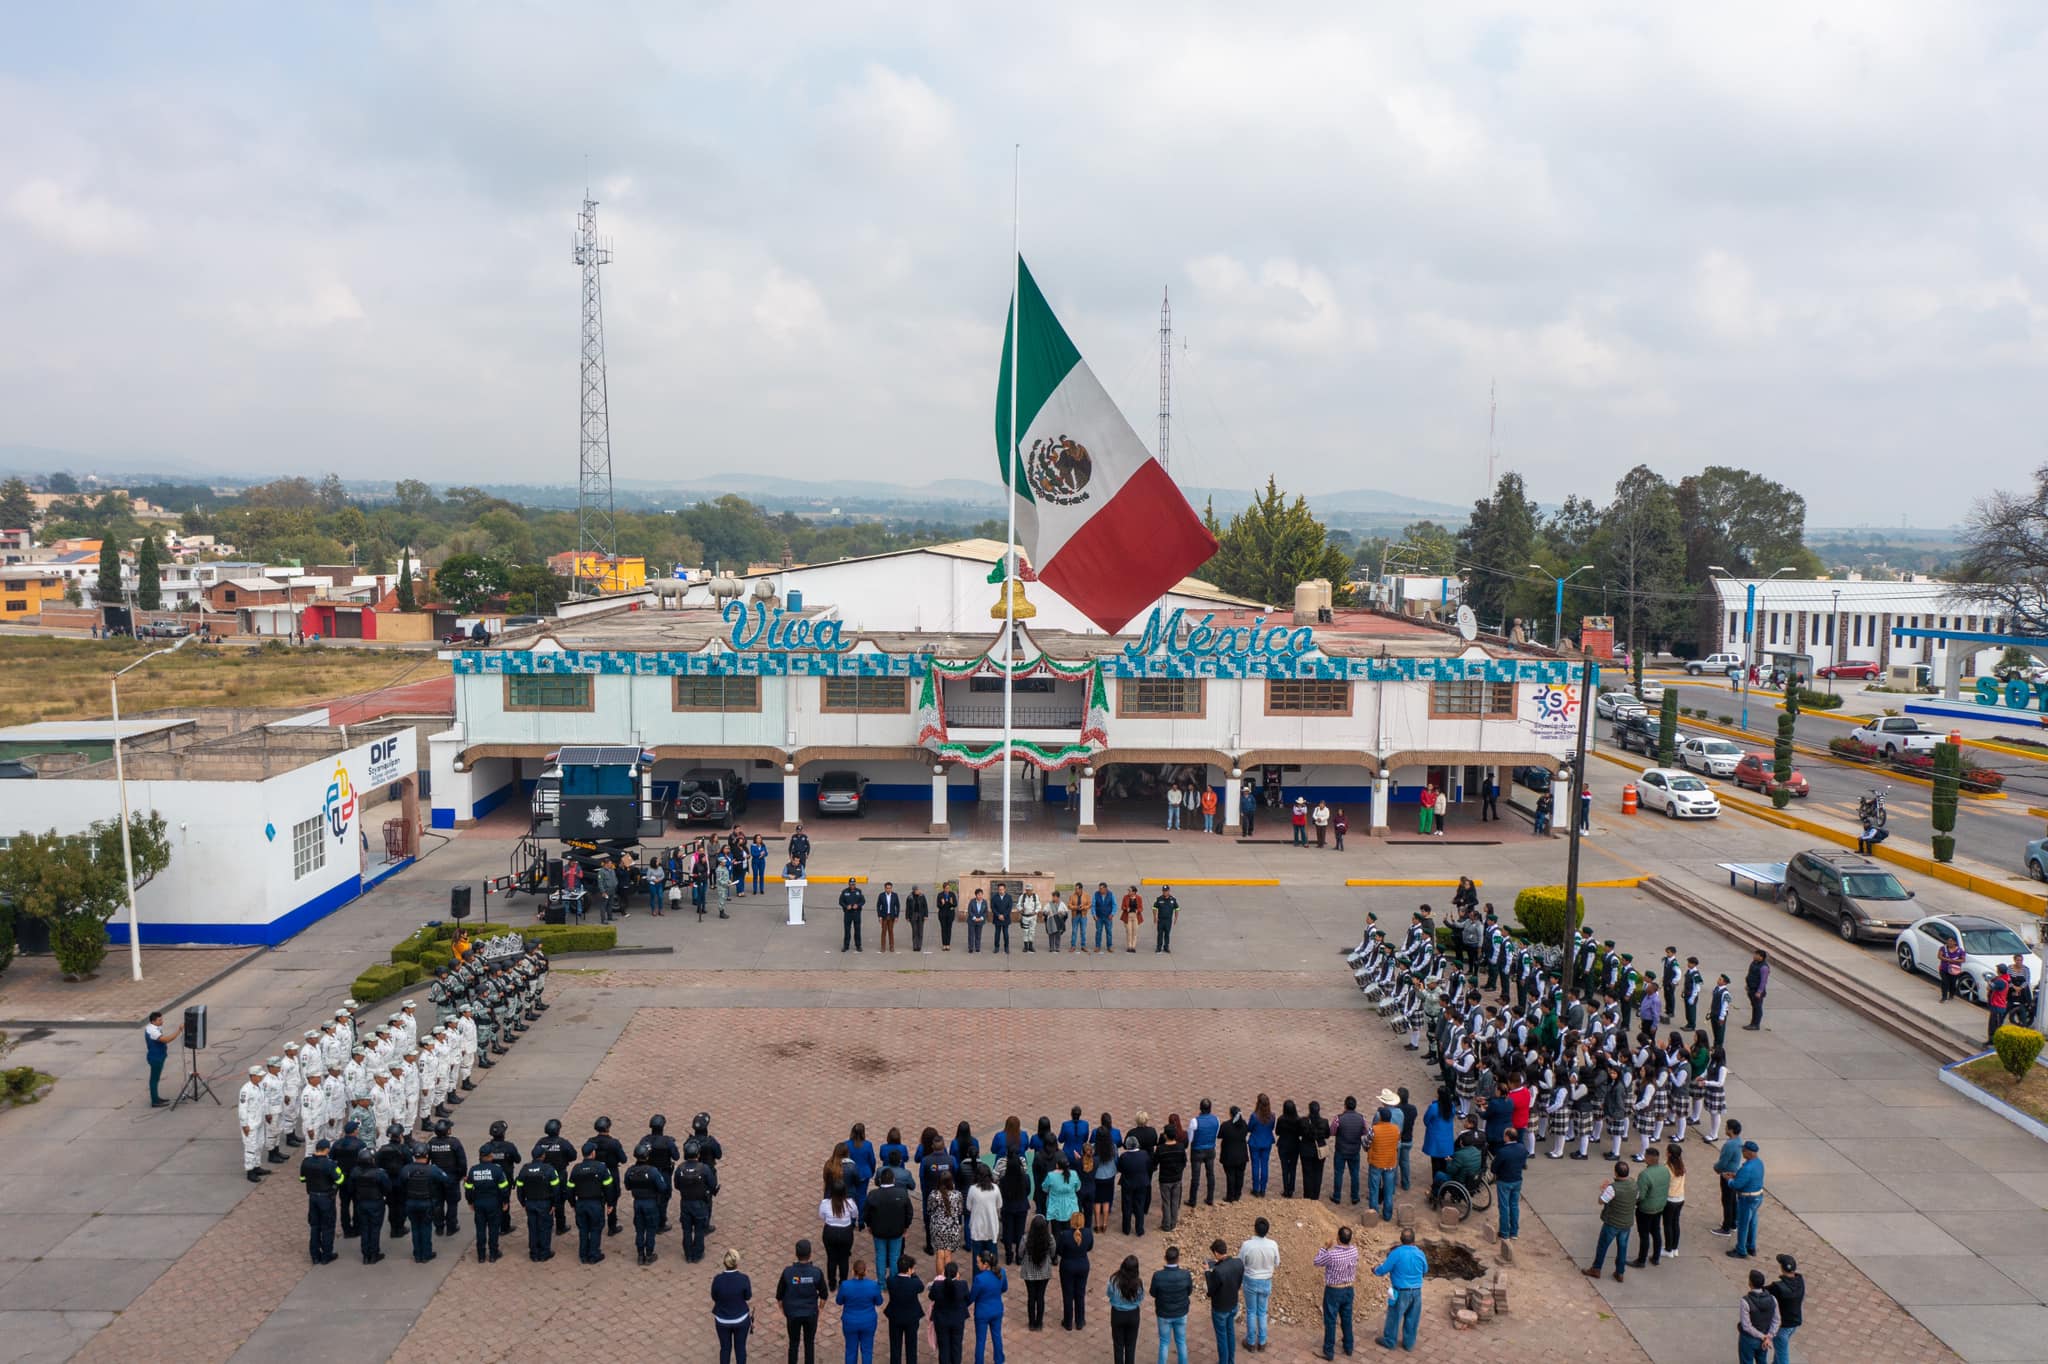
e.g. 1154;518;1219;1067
990;577;1038;619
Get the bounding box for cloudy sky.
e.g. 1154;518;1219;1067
3;3;2044;525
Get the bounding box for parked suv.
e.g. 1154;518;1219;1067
1614;712;1686;756
673;767;750;827
1782;849;1917;944
1686;651;1743;677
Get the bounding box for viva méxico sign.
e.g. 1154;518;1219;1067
1123;607;1316;664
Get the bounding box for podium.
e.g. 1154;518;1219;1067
785;879;807;926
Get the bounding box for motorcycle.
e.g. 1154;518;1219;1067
1857;786;1889;829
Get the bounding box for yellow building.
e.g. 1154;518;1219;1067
0;567;70;618
546;552;647;593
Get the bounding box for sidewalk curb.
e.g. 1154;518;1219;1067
1938;1053;2048;1146
1140;877;1279;887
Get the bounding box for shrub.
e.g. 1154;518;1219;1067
416;946;454;971
0;900;14;977
1795;688;1841;710
394;960;426;986
391;940;423;964
1993;1024;2044;1084
1;1066;49;1102
351;963;411;1005
1718;715;1734;726
1511;886;1586;944
48;914;108;979
1932;834;1956;863
532;924;617;954
1829;737;1880;762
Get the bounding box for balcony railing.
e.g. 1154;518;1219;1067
945;703;1085;729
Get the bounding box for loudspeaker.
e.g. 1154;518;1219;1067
183;1004;207;1051
543;897;566;926
546;858;563;889
449;885;472;920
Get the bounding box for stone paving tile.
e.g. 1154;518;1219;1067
388;1001;1648;1364
0;948;256;1023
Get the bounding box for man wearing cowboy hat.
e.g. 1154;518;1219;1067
1366;1093;1403;1222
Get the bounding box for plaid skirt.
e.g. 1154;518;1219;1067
1663;1085;1689;1123
1455;1070;1478;1101
1699;1082;1727;1116
1569;1107;1597;1140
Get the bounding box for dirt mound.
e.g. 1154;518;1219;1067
1163;1194;1491;1328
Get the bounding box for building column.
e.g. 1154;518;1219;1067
929;763;950;835
1077;765;1097;835
1369;768;1390;836
781;761;800;832
1552;771;1574;839
1223;769;1243;833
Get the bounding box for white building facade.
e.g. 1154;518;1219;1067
1709;578;2016;678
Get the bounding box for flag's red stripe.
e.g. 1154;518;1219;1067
1039;459;1218;633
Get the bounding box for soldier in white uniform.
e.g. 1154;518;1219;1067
280;1039;309;1147
317;1020;344;1076
371;1069;398;1137
323;1060;348;1143
237;1066;271;1182
336;1000;358;1050
397;1000;420;1054
261;1057;288;1163
388;1058;415;1133
455;1005;479;1094
298;1070;328;1150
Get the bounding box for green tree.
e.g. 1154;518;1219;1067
135;534;162;610
676;494;781;572
1773;713;1797;809
45;471;79;494
96;537;123;606
507;563;569;615
1392;520;1460;574
1657;690;1679;767
393;479;438;516
1931;741;1961;863
396;552;416;611
0;814;172;979
0;477;33;530
1594;466;1685;664
433;553;510;612
1198;477;1353;606
1458;472;1539;631
317;473;348;513
1677;467;1820;650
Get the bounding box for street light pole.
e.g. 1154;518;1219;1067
112;634;194;982
1709;565;1794;733
1559;645;1596;999
1529;563;1596;650
1829;588;1841;696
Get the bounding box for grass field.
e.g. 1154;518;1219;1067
1957;1054;2048;1125
0;638;451;728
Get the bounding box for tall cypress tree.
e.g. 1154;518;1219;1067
96;537;123;606
396;551;416;611
135;535;162;611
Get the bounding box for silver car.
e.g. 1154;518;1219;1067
815;769;868;817
1676;737;1743;777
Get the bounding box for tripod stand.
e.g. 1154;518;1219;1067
170;1047;219;1109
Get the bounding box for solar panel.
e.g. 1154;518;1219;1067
555;745;646;768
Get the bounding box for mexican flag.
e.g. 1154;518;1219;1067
996;257;1216;632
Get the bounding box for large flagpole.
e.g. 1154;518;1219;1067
1002;144;1019;874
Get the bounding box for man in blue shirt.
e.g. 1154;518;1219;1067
1726;1142;1766;1259
1188;1099;1219;1206
1090;883;1117;954
1371;1227;1429;1352
1491;1130;1530;1247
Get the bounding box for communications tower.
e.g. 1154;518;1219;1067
1158;288;1171;469
573;193;616;591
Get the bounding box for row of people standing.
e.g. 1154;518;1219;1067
837;883;1183;955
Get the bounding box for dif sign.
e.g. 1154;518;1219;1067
1975;677;2048;712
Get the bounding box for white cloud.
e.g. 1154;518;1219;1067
6;178;147;255
1691;250;1781;343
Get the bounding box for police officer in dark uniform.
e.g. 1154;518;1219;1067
402;1147;454;1262
329;1120;369;1239
839;877;867;952
643;1114;682;1233
624;1144;670;1265
673;1136;719;1263
352;1151;390;1264
427;1118;468;1236
463;1155;512;1262
516;1154;562;1261
568;1142;614;1264
375;1123;413;1240
298;1137;345;1265
692;1112;725;1232
479;1120;522;1237
590;1115;627;1236
532;1118;577;1235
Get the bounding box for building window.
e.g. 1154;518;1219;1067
222;589;237;603
1429;679;1516;718
673;676;761;712
1116;678;1205;718
1265;679;1352;716
291;816;325;881
1728;612;1739;643
504;674;594;710
821;677;911;713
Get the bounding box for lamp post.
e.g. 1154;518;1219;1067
1709;565;1794;732
1529;563;1596;649
112;633;195;981
1829;588;1841;696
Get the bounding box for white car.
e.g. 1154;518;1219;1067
1687;652;1744;677
1676;737;1744;777
1895;913;2041;1004
1595;691;1646;721
1636;767;1720;819
1634;679;1666;704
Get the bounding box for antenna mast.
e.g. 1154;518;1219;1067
573;191;617;594
1158;287;1172;469
1486;379;1496;492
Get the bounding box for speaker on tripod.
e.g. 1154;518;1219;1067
450;885;472;920
169;1004;220;1110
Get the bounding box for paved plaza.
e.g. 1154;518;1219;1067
4;776;2047;1361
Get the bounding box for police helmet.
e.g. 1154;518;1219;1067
582;1140;598;1156
544;1118;562;1137
387;1122;405;1139
692;1112;711;1134
490;1120;508;1139
594;1115;612;1133
649;1114;666;1133
435;1118;452;1136
683;1137;703;1160
634;1138;654;1161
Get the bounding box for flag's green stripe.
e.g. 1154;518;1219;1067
993;256;1082;502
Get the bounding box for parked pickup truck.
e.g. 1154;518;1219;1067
1849;716;1943;757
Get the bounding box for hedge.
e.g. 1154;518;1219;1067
1828;738;2006;791
1511;886;1586;943
351;962;412;1005
388;921;616;969
1794;688;1842;710
1994;1025;2044;1083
